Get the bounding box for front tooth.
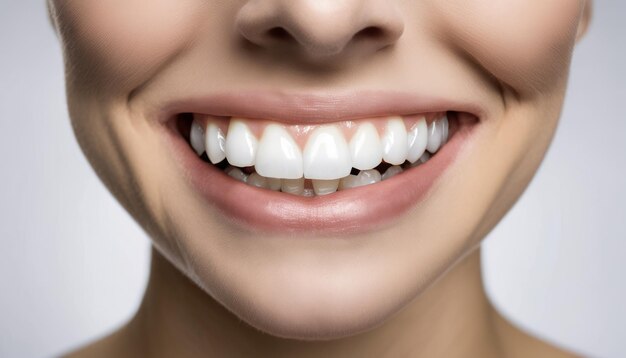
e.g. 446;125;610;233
382;165;403;180
426;118;443;153
407;117;428;163
190;120;205;156
225;119;258;167
349;123;383;170
312;179;340;196
303;126;352;180
205;123;226;164
255;124;303;179
281;178;304;195
225;166;248;183
381;117;408;165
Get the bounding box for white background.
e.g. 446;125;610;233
1;1;624;357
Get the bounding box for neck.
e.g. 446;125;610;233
129;247;506;358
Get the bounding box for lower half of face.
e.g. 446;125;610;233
53;0;585;339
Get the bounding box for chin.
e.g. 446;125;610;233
172;211;474;341
203;260;415;340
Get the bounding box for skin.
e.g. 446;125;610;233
48;0;592;357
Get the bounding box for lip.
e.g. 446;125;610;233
155;90;486;124
158;91;481;235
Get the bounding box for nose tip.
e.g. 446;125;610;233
236;0;404;59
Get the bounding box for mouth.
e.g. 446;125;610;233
160;92;480;235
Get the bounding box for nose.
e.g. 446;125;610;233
235;0;404;60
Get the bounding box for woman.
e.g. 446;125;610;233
48;0;592;357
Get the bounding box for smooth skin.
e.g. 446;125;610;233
49;1;592;357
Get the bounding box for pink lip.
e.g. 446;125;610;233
156;90;485;124
158;92;481;235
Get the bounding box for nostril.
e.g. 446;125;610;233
266;27;292;41
354;26;385;40
235;1;405;59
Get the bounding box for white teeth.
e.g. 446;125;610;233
190;120;205;156
349;123;383;170
303;126;352;180
255;124;303;179
410;152;431;167
407;117;428;163
312;179;340;196
205;123;226;164
357;169;382;185
281;178;304;195
201;114;452;195
225;119;258;167
426;116;446;153
247;173;269;189
382;165;403;181
441;114;449;145
381;117;408;165
339;169;381;190
225;166;248;183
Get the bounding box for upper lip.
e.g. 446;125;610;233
155;90;485;124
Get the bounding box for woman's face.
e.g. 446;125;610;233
50;0;588;339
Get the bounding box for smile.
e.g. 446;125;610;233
188;113;449;195
161;92;480;234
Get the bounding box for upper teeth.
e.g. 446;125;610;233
256;124;304;179
224;120;258;167
303;125;353;180
189;114;449;194
381;117;409;165
349;122;383;171
205;122;226;164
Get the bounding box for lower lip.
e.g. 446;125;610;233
162;117;476;236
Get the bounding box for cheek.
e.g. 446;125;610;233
436;0;584;94
53;0;204;91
